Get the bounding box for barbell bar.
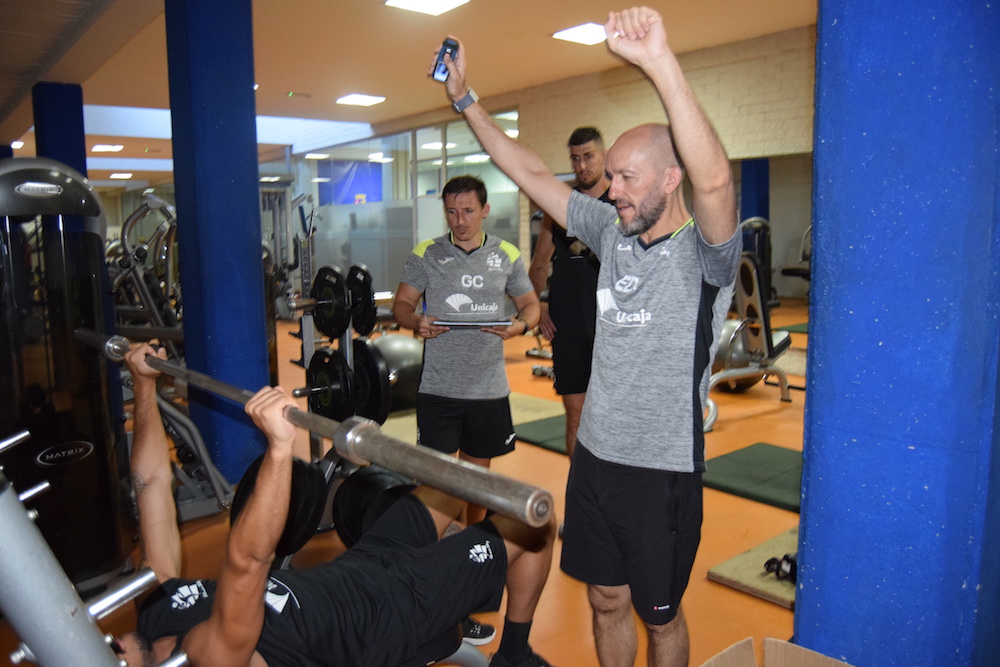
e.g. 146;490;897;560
73;328;553;527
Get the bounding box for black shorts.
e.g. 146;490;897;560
358;494;508;617
560;444;703;625
416;393;516;459
550;334;594;395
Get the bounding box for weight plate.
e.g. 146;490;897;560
231;455;327;558
347;264;377;337
332;465;415;548
306;347;355;421
310;266;351;339
352;338;392;424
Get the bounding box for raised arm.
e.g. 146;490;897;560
124;342;181;583
433;40;574;229
605;7;736;243
182;387;297;667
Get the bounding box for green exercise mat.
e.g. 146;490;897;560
515;415;567;454
703;443;802;512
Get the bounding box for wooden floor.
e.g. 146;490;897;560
0;300;809;666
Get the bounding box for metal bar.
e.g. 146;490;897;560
0;430;31;455
0;481;121;666
74;329;554;527
87;567;158;620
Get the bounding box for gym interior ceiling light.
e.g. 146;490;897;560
336;94;386;107
384;0;469;17
553;22;608;46
304;153;330;159
110;173;133;179
11;141;24;149
92;144;125;152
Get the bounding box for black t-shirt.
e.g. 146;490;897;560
547;188;612;334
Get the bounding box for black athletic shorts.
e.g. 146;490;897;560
550;334;594;395
416;393;516;459
357;494;508;617
560;444;703;625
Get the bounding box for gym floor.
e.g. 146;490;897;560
0;299;808;666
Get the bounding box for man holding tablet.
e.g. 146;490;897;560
392;175;539;532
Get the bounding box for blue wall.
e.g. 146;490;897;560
797;1;1000;665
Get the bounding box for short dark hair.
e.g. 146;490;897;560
442;175;487;206
568;127;603;148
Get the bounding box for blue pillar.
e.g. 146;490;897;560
164;0;268;480
0;145;12;160
797;2;1000;666
31;82;87;175
740;158;769;221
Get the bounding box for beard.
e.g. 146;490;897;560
619;191;668;237
576;172;600;191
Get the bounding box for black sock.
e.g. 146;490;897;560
496;617;532;664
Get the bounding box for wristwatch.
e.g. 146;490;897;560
452;88;478;114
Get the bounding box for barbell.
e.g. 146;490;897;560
73;328;553;528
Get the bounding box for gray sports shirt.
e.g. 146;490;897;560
399;232;534;400
567;190;740;472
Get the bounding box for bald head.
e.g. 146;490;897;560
611;124;683;174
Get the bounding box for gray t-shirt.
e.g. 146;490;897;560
567;190;740;472
399;232;534;400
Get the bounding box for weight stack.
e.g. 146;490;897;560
0;157;135;590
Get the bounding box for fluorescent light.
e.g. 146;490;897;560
312;177;331;183
11;141;24;149
553;22;607;46
495;111;518;121
431;159;455;166
142;188;156;195
110;173;133;179
505;129;519;138
384;0;468;17
92;144;125;153
463;154;491;163
368;152;394;163
421;142;457;151
304;153;330;160
260;176;282;182
337;94;386;107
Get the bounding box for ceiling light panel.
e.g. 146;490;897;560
384;0;469;17
553;22;607;46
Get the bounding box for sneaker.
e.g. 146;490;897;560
489;648;553;667
461;616;496;645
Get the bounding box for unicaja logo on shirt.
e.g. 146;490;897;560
597;288;653;327
445;293;500;314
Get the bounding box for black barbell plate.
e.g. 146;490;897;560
310;266;351;339
351;337;393;425
230;455;327;558
331;465;416;548
346;264;377;337
306;347;355;422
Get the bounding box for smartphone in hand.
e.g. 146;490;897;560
433;38;459;83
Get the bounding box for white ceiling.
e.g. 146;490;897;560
0;0;817;186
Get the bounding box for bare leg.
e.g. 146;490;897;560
491;514;555;622
645;606;689;667
561;392;586;458
589;583;638;667
458;451;491;525
411;486;466;538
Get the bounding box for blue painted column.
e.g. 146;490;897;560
164;0;268;480
797;2;1000;666
0;146;13;160
740;158;769;221
32;82;87;174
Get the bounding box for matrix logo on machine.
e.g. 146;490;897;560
15;182;63;198
35;441;95;466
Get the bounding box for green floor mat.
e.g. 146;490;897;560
703;443;802;512
515;415;567;454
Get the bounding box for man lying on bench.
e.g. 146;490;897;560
114;342;556;667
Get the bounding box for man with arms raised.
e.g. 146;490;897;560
434;7;739;665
